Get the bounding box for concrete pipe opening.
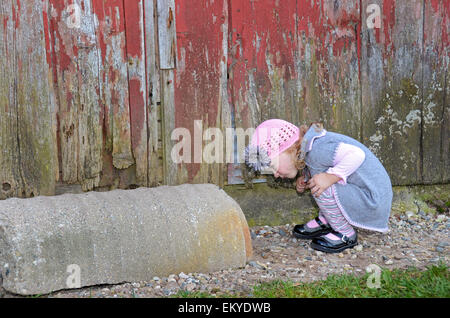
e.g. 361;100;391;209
0;184;253;295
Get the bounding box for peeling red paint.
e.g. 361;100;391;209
42;7;52;66
49;0;77;72
93;0;126;65
124;0;143;58
12;0;21;29
443;0;450;51
381;0;396;53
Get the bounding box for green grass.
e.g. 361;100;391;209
174;263;449;298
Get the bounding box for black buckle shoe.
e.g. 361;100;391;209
310;230;358;253
292;217;332;239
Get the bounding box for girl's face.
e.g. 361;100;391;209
270;150;298;179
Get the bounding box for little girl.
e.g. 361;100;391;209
244;119;393;253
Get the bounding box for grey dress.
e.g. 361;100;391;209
300;125;393;233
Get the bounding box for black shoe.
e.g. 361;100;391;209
310;230;358;253
292;217;332;239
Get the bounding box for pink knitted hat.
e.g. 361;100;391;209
245;119;299;172
251;119;299;158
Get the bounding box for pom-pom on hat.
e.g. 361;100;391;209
244;119;299;172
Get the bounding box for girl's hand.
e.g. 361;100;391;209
307;173;341;197
296;177;306;193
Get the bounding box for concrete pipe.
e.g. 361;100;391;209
0;184;253;295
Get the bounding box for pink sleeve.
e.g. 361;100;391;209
326;143;365;185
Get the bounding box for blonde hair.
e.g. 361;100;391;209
285;122;324;171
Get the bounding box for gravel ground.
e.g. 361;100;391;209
1;211;448;298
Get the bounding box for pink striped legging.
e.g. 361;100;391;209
314;185;356;237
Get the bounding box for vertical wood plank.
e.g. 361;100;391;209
361;0;424;185
50;0;104;191
48;0;80;185
171;0;228;185
157;0;177;185
124;0;148;187
219;0;231;187
75;0;103;191
144;0;164;187
441;1;449;183
422;0;449;183
93;0;134;174
0;0;21;199
13;0;58;197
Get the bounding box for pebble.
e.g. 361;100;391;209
185;284;196;292
385;260;394;265
355;245;363;252
406;211;415;218
249;261;266;270
179;272;189;280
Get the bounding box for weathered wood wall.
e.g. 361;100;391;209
0;0;448;200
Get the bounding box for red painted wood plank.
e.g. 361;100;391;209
124;0;148;186
172;0;228;183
